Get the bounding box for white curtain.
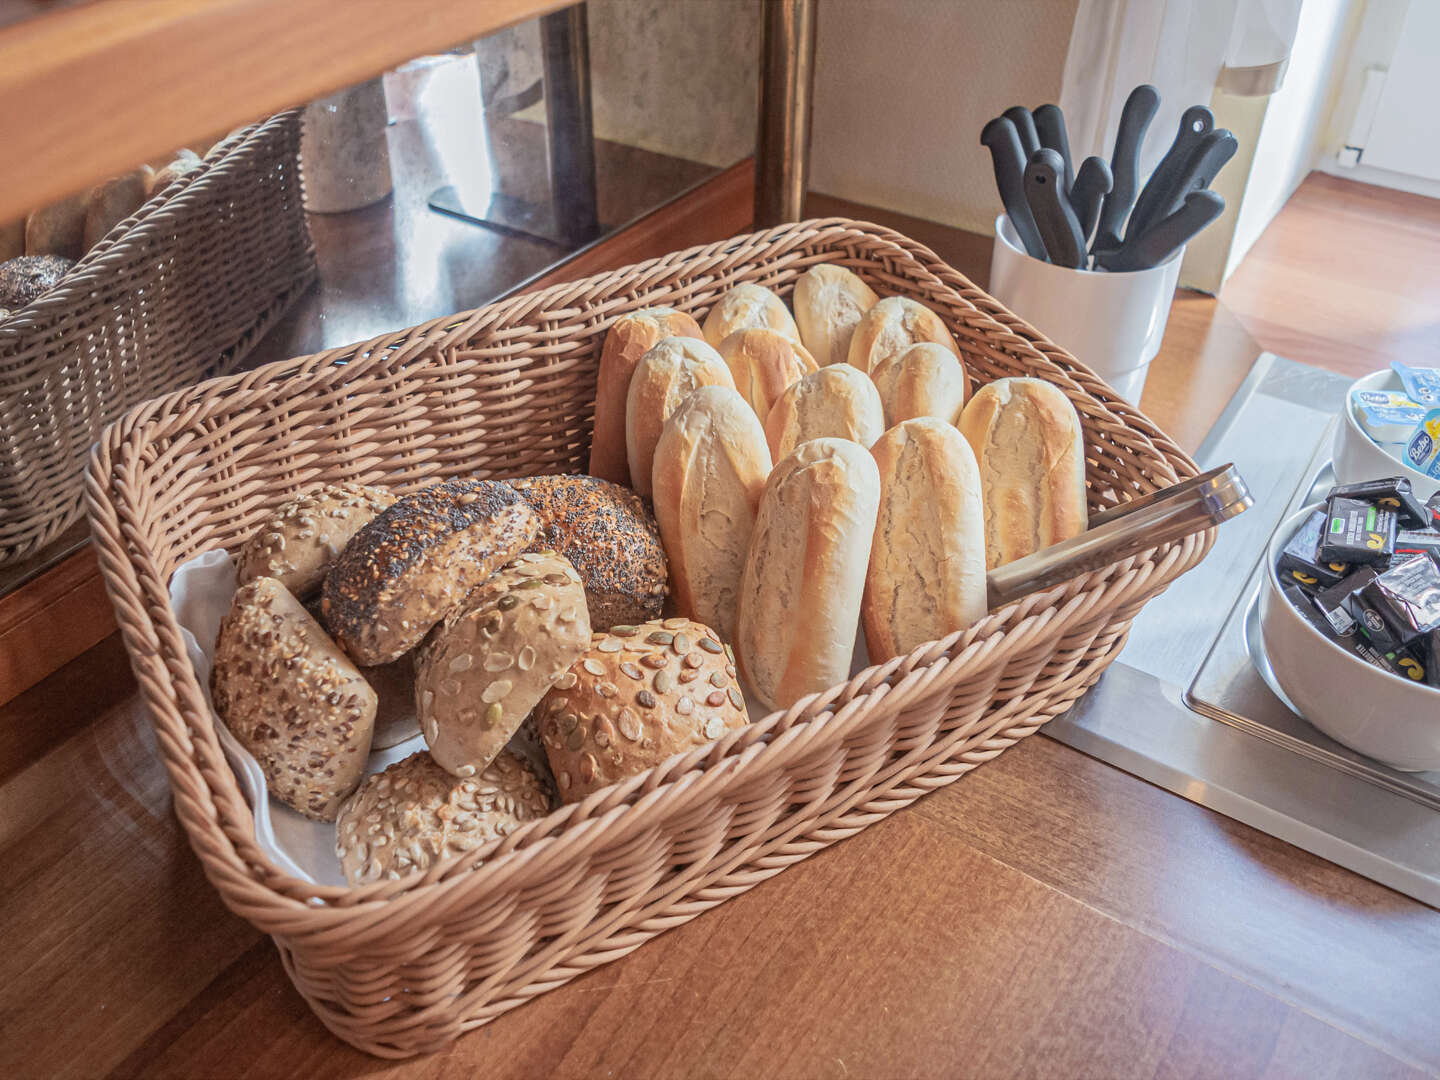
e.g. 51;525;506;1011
1059;0;1303;169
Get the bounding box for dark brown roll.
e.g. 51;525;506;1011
507;474;668;629
0;254;74;310
321;478;540;665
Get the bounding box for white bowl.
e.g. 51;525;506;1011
1260;504;1440;771
1332;369;1438;500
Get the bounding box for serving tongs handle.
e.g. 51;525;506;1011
986;463;1251;609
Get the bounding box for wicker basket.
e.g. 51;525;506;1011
86;219;1211;1058
0;110;315;565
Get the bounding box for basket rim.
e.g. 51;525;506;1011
84;216;1211;925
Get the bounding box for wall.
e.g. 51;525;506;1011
807;0;1081;234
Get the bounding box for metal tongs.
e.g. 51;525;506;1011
987;463;1251;609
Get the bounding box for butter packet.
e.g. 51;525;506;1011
1403;409;1440;479
1393;362;1440;408
1352;389;1426;444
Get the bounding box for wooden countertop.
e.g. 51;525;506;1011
3;208;1438;1079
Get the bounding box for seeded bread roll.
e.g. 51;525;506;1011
651;386;772;643
25;193;87;259
335;750;552;886
736;438;881;710
864;419;987;662
624;336;734;498
764;363;884;462
871;342;970;428
321;478;540;665
702;282;801;349
0;254;74;310
211;577;377;821
717;327;818;423
83;168;151;250
792;264;880;367
416;551;591;777
507;474;668;629
237;482;397;599
589;307;704;485
535;617;749;803
846;296;959;374
958;377;1088;569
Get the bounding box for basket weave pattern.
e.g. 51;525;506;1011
86;220;1210;1057
0;111;315;564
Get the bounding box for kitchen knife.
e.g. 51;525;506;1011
1093;84;1159;255
1126;104;1214;242
1024;148;1086;269
982;116;1048;260
1145;127;1238;223
1033;104;1075;194
1003;105;1042;159
1099;189;1225;272
987;463;1251;609
1068;156;1113;250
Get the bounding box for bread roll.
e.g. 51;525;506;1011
846;296;959;374
589;307;704;484
148;149;204;196
0;219;24;262
0;255;74;310
651;386;772;642
863;419;987;661
717;327;818;423
736;438;881;709
508;474;669;629
535;617;749;803
764;364;884;462
211;577;377;821
416;551;591;777
871;342;970;428
25;193;87;259
958;377;1088;569
237;482;397;599
702;282;800;349
792;264;880;367
335;750;552;885
83;168;151;250
624;337;734;498
321;478;540;664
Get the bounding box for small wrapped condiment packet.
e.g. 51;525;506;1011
1319;496;1396;566
1277;509;1349;593
1327;477;1429;529
1346;553;1440;652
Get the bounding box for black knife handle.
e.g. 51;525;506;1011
1127;104;1214;243
1094;84;1159;254
1025;148;1086;269
1003;105;1041;159
1033;104;1075;194
982;116;1047;260
1102;189;1224;272
1070;156;1113;249
1151;128;1238;222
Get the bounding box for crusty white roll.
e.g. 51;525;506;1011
736;438;881;710
82;168;151;250
717;327;818;423
870;342;970;428
589;307;704;484
702;282;801;349
651;386;772;643
846;296;959;374
764;364;884;462
624;336;734;498
792;263;880;367
958;377;1088;569
863;419;987;662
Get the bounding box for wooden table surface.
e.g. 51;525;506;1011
4;209;1438;1080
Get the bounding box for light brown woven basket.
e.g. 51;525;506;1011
86;219;1211;1058
0;110;315;565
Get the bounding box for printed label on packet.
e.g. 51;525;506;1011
1352;389;1427;444
1404;409;1440;479
1393;362;1440;408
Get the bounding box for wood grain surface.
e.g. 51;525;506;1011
3;176;1438;1078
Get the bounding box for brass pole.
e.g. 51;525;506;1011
754;0;816;227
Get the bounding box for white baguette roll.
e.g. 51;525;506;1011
718;327;818;423
847;296;959;374
764;364;885;461
625;336;734;497
958;377;1088;569
702;282;800;349
736;437;881;710
651;386;772;643
870;342;969;428
863;419;987;662
793;264;879;366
